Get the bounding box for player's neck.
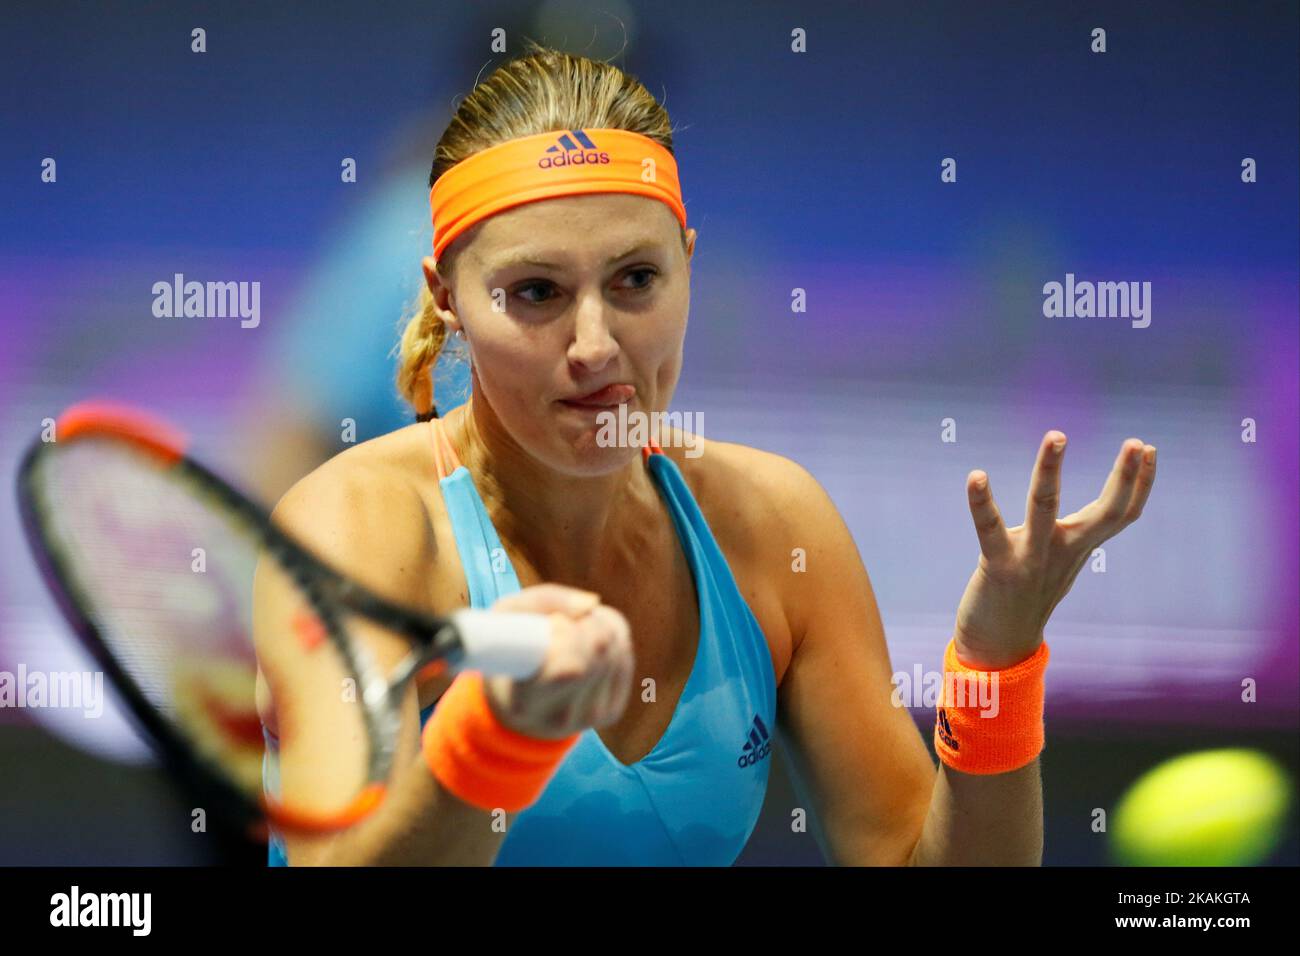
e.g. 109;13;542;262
443;399;659;586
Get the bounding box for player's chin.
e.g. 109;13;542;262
550;403;640;469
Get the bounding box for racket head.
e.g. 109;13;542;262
15;401;402;838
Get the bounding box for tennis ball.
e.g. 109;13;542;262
1110;748;1292;866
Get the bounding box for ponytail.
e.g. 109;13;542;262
396;283;447;422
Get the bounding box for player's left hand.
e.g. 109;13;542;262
952;431;1157;670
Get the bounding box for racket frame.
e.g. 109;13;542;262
15;406;474;837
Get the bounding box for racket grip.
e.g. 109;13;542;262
449;609;553;679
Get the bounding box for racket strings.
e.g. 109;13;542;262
27;438;378;821
35;443;258;714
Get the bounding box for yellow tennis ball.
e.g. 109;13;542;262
1111;748;1292;866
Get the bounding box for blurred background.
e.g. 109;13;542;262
1;0;1296;865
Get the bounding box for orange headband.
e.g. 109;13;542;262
429;128;687;261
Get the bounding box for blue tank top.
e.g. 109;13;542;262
265;420;777;866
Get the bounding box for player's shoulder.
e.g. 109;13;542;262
270;422;437;598
657;430;831;545
662;430;825;513
660;432;841;664
273;422;430;516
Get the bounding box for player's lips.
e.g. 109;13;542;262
558;383;636;408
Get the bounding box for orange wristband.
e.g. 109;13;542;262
422;670;580;813
933;638;1050;775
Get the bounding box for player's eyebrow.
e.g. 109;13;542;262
487;240;660;272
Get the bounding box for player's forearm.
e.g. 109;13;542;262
906;758;1044;866
289;756;506;866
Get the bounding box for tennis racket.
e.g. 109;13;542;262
16;400;557;840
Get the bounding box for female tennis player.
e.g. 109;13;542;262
259;43;1157;866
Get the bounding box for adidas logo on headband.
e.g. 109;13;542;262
430;126;685;260
539;129;610;169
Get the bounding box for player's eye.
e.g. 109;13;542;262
622;267;659;292
513;280;557;305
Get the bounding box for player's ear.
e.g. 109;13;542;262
423;255;456;315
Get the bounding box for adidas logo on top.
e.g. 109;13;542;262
539;129;610;169
737;713;772;768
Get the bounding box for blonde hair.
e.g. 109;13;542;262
395;40;684;422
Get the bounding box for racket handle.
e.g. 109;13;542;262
449;609;553;679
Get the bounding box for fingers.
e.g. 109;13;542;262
555;669;607;732
1100;438;1156;527
588;606;634;727
1071;439;1155;533
1096;440;1143;521
537;613;586;680
548;605;631;733
1024;431;1067;554
492;582;599;618
487;593;633;738
1056;439;1157;555
593;650;635;727
1123;443;1157;522
966;469;1012;563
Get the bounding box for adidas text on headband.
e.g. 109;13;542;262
429;128;687;261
